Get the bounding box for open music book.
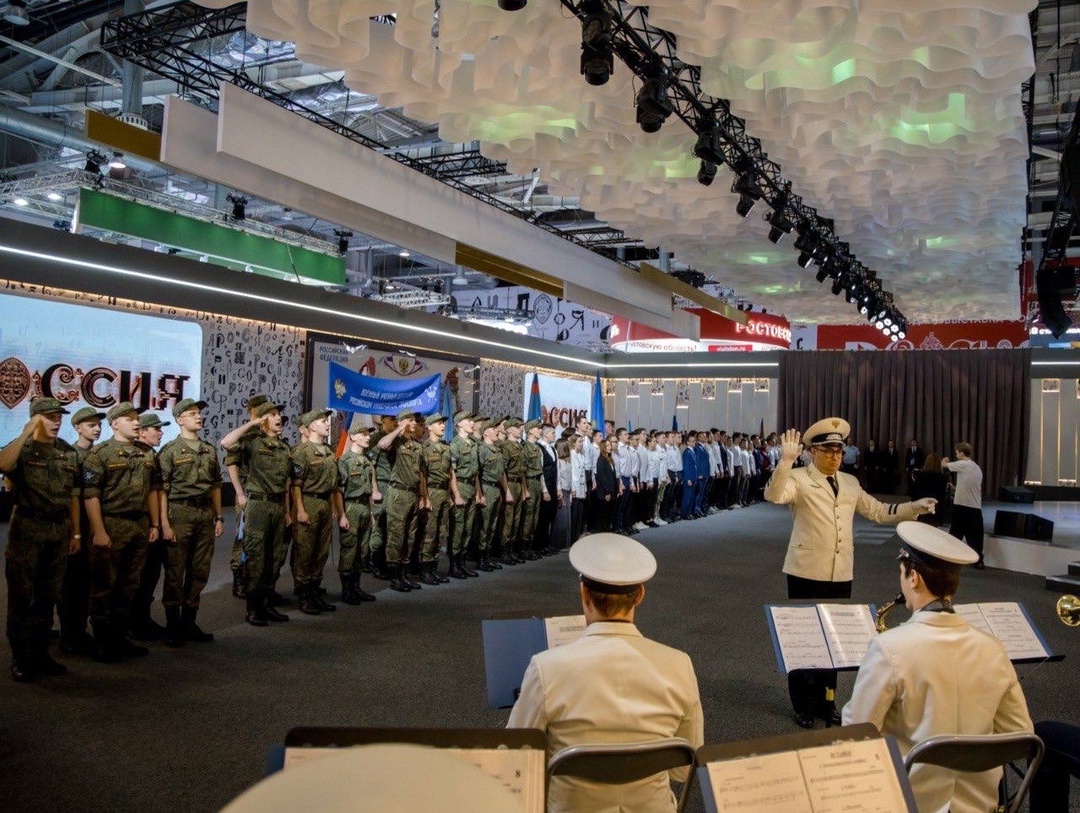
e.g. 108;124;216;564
482;613;587;708
766;601;1054;674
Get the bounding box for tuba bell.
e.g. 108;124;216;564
1057;595;1080;627
876;593;906;633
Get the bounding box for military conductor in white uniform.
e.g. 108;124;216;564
843;522;1032;813
507;533;704;813
765;417;936;728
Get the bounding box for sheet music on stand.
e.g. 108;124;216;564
482;612;587;708
765;603;878;673
697;723;918;813
281;727;547;813
952;602;1056;662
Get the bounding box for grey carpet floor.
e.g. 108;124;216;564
0;502;1077;812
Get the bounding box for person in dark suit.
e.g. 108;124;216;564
910;453;948;527
863;439;882;493
534;423;558;555
593;439;618;532
905;440;925;493
883;440;901;493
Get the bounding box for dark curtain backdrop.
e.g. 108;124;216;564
777;350;1031;498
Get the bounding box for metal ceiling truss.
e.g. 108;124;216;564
558;0;907;334
98;1;632;259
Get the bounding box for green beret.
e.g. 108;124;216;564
30;398;69;417
172;398;208;418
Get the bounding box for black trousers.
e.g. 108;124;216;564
1031;720;1080;813
949;504;984;557
786;574;852;717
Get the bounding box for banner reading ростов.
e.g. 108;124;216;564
328;362;440;415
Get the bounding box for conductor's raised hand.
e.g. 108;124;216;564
779;429;802;464
911;498;937;516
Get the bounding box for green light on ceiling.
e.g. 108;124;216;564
889;93;967;146
831;59;856;86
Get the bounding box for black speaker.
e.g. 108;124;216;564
993;510;1054;542
999;486;1036;504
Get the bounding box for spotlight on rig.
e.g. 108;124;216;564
732;173;760;218
497;0;527;10
697;160;717;187
635;67;673;133
580;0;614;86
764;208;793;244
227;193;248;221
335;229;352;255
693;129;726;165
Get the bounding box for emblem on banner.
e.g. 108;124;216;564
0;357;31;410
333;378;347;400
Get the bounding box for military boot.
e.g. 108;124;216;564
231;568;247;599
477;553;497;572
245;596;268;627
449;555;468;579
388;564;412;592
460;555;479;578
313;583;337;612
115;633;149;659
354;576;376;602
92;621;122;663
164;607;185;648
182;607;214;643
420;562;441;586
340;575;362;605
298;587;322;615
10;643;38;683
402;566;423;590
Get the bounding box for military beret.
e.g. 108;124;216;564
424;413;448;427
70;406;105;426
172;398;208;418
139;413;171;429
30;397;70;417
299;408;333;428
253;401;285;418
107;401;142;422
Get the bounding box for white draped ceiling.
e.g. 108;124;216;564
197;0;1035;324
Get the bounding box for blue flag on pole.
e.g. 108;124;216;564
328;362;441;415
526;372;542;421
672;413;679;432
441;379;455;441
590;371;606;433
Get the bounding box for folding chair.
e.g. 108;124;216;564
547;738;698;813
904;732;1044;813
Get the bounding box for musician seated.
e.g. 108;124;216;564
507;533;704;813
842;522;1033;813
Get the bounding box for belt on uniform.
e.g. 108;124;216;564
170;495;212;509
427;482;449;490
103;510;147;521
389;482;417;490
302;490;332;500
246;491;285;502
481;479;502;487
345;496;371;504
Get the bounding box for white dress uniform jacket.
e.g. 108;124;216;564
507;621;704;813
842;610;1032;813
764;462;923;581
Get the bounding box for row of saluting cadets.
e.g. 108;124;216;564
1;394;624;680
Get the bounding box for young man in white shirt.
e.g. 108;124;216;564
942;442;985;569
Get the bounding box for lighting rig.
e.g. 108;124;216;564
498;0;908;338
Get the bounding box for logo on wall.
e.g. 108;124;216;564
0;357;31;409
381;354;427;377
534;294;554;325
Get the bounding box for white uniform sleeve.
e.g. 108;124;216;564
507;657;548;731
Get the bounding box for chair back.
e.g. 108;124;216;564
903;732;1044;813
547;738;697;813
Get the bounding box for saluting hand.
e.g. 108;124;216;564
779;428;802;464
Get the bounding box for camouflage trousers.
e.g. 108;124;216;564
243;498;287;597
478;484;504;554
521;476;542;547
163;502;216;610
292;495;333;589
420;486;451;564
90;514;149;630
368;480;390;557
450;484;478;557
339;499;372;576
501;481;524;552
385;485;420;565
5;512;69;647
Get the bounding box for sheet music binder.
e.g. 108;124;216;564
696;723;918;813
765;602;878;674
482;612;586;709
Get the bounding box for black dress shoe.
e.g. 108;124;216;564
794;712;816;729
355;587;377;602
265;605;290;622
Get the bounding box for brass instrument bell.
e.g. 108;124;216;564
1057;594;1080;627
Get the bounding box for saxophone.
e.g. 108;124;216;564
875;593;906;633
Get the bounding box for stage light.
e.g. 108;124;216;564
831;277;844;296
815;267;829;283
13;197;28;206
693;130;726;165
732;173;760;218
580;0;614;86
84;150;106;174
3;0;29;25
108;152;126;170
335;230;352;255
497;0;527;9
635;71;672;134
697;160;717;187
399;249;410;258
227;194;247;221
47;192;63;202
764;208;793;244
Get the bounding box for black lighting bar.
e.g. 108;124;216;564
98;1;634;258
552;0;907;334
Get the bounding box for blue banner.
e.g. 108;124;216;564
328;362;441;415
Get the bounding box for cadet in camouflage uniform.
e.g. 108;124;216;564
337;419;379;604
224;394;270;599
378;410;426;593
499;418;528;565
448;410;480;580
419;414;452;586
520;419;545;561
130;412;171;641
220;401;291;627
476;419;510;572
82;401;161;662
366;414;397;580
158;399;222;647
0;398;81;682
59;405;104;656
290;409;345;615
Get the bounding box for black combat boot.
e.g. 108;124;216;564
115;630;150;658
231;568;247;599
10;643;38;683
459;555;478;578
92;621;122;663
245;596;268;627
354;576;376;602
388;564;411;593
340;575;362;605
313;583;337;612
420;562;441;586
477;553;497;572
449;555;467;579
182;607;214;642
298;587;321;615
402;566;423;590
164;607;185;648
